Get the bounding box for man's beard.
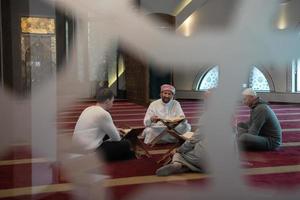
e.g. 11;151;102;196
162;97;171;103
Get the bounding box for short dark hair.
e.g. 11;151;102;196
96;88;114;103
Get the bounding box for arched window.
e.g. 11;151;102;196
248;67;270;91
197;66;219;90
197;66;270;91
291;59;300;92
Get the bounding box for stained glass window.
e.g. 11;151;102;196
198;66;219;90
197;66;270;91
249;67;270;91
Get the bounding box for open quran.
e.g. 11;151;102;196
118;128;132;136
160;116;185;123
119;127;144;140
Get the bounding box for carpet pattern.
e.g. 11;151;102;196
1;100;300;200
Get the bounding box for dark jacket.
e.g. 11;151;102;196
247;98;282;148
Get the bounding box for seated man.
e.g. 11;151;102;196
142;84;191;144
237;88;282;151
155;89;213;176
156;129;207;176
73;88;136;162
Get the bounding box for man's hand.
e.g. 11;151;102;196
118;128;131;136
118;128;126;136
179;115;186;121
151;115;160;123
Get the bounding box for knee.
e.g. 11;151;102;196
238;133;246;140
143;127;151;133
237;135;251;151
142;127;153;137
237;133;251;145
237;125;248;135
238;133;253;143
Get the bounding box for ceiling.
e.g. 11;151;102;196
140;0;300;36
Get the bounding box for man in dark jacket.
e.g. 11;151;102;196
237;88;282;151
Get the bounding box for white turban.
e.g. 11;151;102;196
160;84;175;94
242;88;257;96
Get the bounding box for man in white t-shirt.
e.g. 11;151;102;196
142;84;191;144
73;88;135;162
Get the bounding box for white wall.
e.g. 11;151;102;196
174;63;300;103
267;63;289;92
142;0;300;103
173;65;202;90
173;0;300;102
140;0;181;15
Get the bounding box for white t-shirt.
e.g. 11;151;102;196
73;105;121;150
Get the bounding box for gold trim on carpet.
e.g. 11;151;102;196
0;158;49;166
1;164;300;198
0;184;72;198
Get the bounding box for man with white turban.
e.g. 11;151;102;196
142;84;191;144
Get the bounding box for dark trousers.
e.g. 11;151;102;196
238;133;271;151
237;122;273;151
96;140;136;162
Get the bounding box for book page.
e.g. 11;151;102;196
182;131;194;139
118;128;132;136
162;116;185;123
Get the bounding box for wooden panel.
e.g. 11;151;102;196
1;0;14;90
0;0;2;86
122;50;149;106
121;13;175;105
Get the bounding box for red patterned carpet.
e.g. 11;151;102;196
1;99;300;200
